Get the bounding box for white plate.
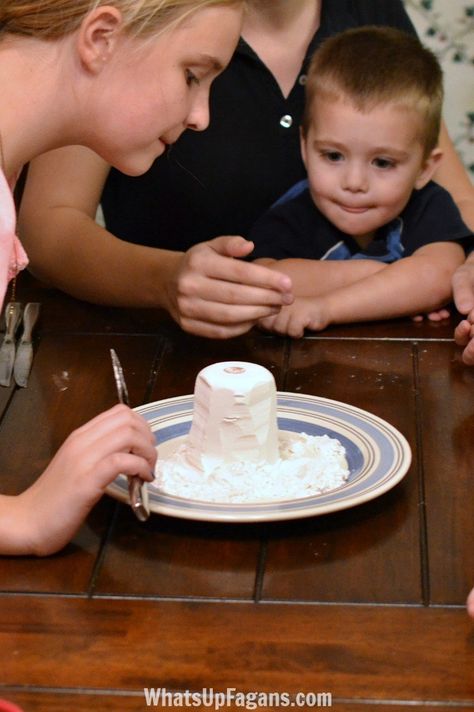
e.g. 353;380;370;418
106;392;411;522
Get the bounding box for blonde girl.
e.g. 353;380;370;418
0;0;246;555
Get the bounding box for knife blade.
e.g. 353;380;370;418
0;302;23;387
110;348;150;522
13;302;41;387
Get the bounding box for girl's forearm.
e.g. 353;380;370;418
21;206;184;310
0;493;38;556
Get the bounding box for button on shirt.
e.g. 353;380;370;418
280;115;293;129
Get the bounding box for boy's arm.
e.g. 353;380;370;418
255;257;387;296
322;242;464;321
260;242;465;337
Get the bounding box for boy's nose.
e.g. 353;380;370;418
342;162;369;192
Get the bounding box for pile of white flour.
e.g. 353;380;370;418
152;432;349;503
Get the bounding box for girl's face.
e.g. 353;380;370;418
81;4;243;175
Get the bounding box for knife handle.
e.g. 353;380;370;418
128;475;150;522
21;302;41;343
3;302;22;342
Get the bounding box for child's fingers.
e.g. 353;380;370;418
452;266;474;315
461;337;474;366
74;405;156;450
97;452;156;486
454;319;471;346
467;587;474;619
79;404;155;444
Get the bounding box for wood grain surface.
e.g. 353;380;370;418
1;273;473;710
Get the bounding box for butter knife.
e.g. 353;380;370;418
13;302;41;387
110;348;150;522
0;302;23;387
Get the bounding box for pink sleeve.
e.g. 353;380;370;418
0;169;28;310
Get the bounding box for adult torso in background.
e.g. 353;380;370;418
101;0;416;251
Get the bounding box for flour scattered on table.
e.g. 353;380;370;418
151;431;349;503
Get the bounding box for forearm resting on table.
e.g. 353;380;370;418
255;257;386;296
322;244;464;324
0;493;38;556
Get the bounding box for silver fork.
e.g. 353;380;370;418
0;302;23;387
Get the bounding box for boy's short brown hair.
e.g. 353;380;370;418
302;26;443;157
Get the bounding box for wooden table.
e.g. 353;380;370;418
1;274;473;711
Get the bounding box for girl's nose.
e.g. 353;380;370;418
186;91;210;132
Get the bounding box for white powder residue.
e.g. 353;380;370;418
151;432;349;503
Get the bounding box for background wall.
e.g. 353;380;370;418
404;0;474;179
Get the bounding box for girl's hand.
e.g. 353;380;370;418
19;404;157;555
167;236;293;339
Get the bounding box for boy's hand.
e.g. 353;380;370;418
167;236;293;339
258;297;330;338
411;307;451;322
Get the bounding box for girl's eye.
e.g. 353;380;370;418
322;151;344;163
185;69;200;87
373;157;395;169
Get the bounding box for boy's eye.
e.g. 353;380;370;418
322;151;344;162
373;157;395;169
185;69;200;87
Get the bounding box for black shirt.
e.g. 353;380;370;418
101;0;417;251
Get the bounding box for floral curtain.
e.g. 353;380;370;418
403;0;474;180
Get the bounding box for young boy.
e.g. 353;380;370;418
249;26;473;338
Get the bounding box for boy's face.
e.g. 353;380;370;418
301;96;441;242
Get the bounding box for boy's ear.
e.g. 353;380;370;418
77;6;124;73
299;126;309;170
414;147;443;190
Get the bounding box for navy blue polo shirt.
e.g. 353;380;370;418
249;180;474;261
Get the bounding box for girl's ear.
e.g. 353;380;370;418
77;5;124;73
414;147;443;190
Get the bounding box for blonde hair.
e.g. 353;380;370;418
302;26;443;157
0;0;243;39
